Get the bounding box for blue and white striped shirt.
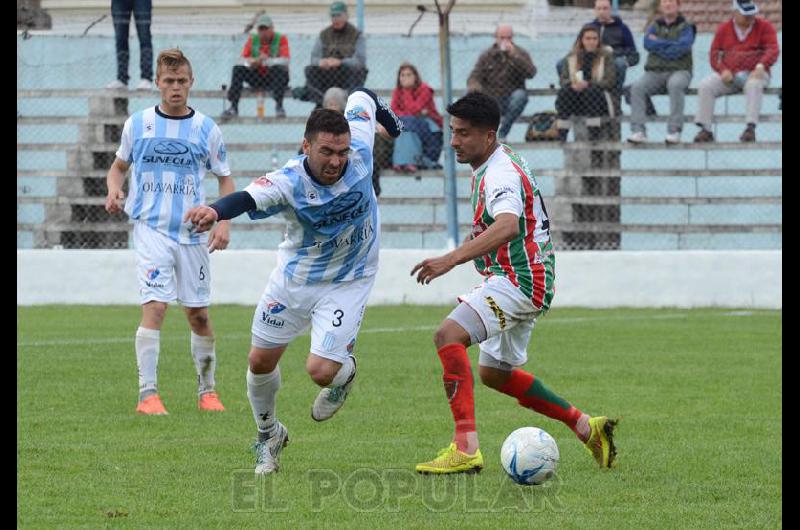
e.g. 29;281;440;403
117;106;230;244
243;91;380;284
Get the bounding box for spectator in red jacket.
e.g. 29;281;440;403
222;14;290;119
693;0;779;142
390;63;443;172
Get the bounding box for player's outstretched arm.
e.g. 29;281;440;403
411;213;520;284
184;190;257;234
351;87;404;138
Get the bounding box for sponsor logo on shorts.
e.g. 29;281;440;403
266;301;286;314
254;176;273;187
485;296;506;330
346;337;356;353
322;331;336;351
261;313;285;328
144;267;165;288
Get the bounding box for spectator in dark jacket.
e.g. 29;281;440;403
557;0;638;94
627;0;695;144
467;24;536;141
292;1;367;108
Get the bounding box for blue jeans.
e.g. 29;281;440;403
556;56;627;93
112;0;152;83
496;89;529;139
392;116;443;167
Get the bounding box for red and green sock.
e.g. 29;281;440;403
499;369;590;442
437;343;477;453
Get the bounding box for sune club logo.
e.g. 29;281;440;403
153;142;189;155
142;141;193;167
254;176;273;187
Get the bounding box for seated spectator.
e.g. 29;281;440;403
221;14;289;119
693;0;779;143
628;0;696;144
467;24;536;142
390;63;443;173
555;25;617;141
557;0;638;97
292;1;368;108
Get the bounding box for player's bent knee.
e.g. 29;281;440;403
248;349;278;373
478;365;510;390
306;355;340;386
433;321;471;349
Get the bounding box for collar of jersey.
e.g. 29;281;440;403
155;105;196;120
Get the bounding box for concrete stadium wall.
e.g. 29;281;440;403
17;249;781;308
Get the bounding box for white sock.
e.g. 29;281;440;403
135;327;160;400
247;366;280;435
328;356;355;388
191;332;216;395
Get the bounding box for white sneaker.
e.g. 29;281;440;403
135;79;153;91
665;132;681;144
105;79;126;90
253;421;289;475
627;131;647;144
311;356;356;422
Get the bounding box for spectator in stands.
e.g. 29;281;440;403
693;0;779;143
221;15;290;120
555;25;616;142
106;0;153;90
627;0;696;144
467;24;536;142
292;1;368;108
558;0;638;96
390;63;443;173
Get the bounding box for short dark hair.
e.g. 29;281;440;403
304;108;350;141
446;92;500;131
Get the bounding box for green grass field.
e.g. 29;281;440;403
18;305;781;528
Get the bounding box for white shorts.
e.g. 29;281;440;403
454;275;542;367
251;269;376;363
134;222;211;307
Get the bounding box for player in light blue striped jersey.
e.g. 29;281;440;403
105;49;234;416
185;87;402;474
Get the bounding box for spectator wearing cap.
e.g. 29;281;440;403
693;0;779;143
222;14;290;119
467;24;536;141
293;1;368;107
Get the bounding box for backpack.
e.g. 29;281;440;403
525;111;560;142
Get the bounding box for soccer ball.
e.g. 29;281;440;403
500;427;559;485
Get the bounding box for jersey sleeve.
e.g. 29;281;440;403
206;124;231;176
243;172;290;219
344;90;377;155
484;163;524;219
115;117;134;163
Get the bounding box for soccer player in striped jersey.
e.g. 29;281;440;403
185;87;402;475
412;92;618;474
105;49;233;416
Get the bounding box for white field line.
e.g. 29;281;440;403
16;310;771;348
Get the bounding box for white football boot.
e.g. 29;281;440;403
253;421;289;475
